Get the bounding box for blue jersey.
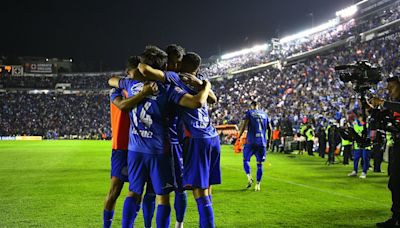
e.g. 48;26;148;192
244;109;269;146
118;78;185;154
164;71;218;139
109;87;123;101
169;115;180;144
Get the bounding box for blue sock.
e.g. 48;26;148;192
156;204;171;228
142;193;156;228
208;195;212;203
103;210;114;228
196;196;215;228
174;191;187;223
243;161;250;175
257;163;263;183
122;196;140;228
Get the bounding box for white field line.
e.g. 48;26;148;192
223;166;388;207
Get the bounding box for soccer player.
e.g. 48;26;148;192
165;44;188;228
103;56;158;228
165;44;185;71
238;101;271;191
140;43;188;228
138;52;221;228
109;46;212;228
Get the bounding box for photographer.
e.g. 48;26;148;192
341;122;353;165
327;122;341;165
369;77;400;227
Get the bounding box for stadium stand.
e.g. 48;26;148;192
1;0;400;138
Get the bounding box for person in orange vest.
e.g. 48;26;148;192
234;132;247;153
234;133;242;153
271;127;281;153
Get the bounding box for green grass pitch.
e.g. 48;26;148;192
0;140;392;227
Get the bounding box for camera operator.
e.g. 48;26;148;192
370;77;400;227
327;121;341;165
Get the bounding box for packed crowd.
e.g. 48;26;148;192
211;33;400;129
0;74;113;90
0;91;111;138
1;33;399;137
202;1;400;77
2;3;400;137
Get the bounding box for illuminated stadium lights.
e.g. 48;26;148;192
280;19;339;44
336;5;358;18
221;44;269;60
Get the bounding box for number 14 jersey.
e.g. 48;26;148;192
118;78;185;154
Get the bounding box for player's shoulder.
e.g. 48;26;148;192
261;110;269;118
164;71;180;83
170;84;187;94
120;77;140;87
110;87;122;95
109;88;123;101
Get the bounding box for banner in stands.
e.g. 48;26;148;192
215;124;238;136
0;136;16;140
24;63;53;73
16;136;43;141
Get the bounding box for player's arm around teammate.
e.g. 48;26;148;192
180;72;218;104
138;62;212;108
138;62;217;104
109;77;158;111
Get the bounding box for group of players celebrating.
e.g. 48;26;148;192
101;44;271;228
103;45;221;228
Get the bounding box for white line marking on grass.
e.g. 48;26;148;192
223;166;388;207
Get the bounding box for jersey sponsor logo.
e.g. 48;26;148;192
130;83;144;95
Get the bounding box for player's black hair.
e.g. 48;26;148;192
165;44;185;61
181;52;201;73
126;56;141;71
251;101;258;107
140;45;168;70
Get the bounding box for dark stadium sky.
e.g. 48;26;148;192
1;0;355;71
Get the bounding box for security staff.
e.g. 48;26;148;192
305;125;314;156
